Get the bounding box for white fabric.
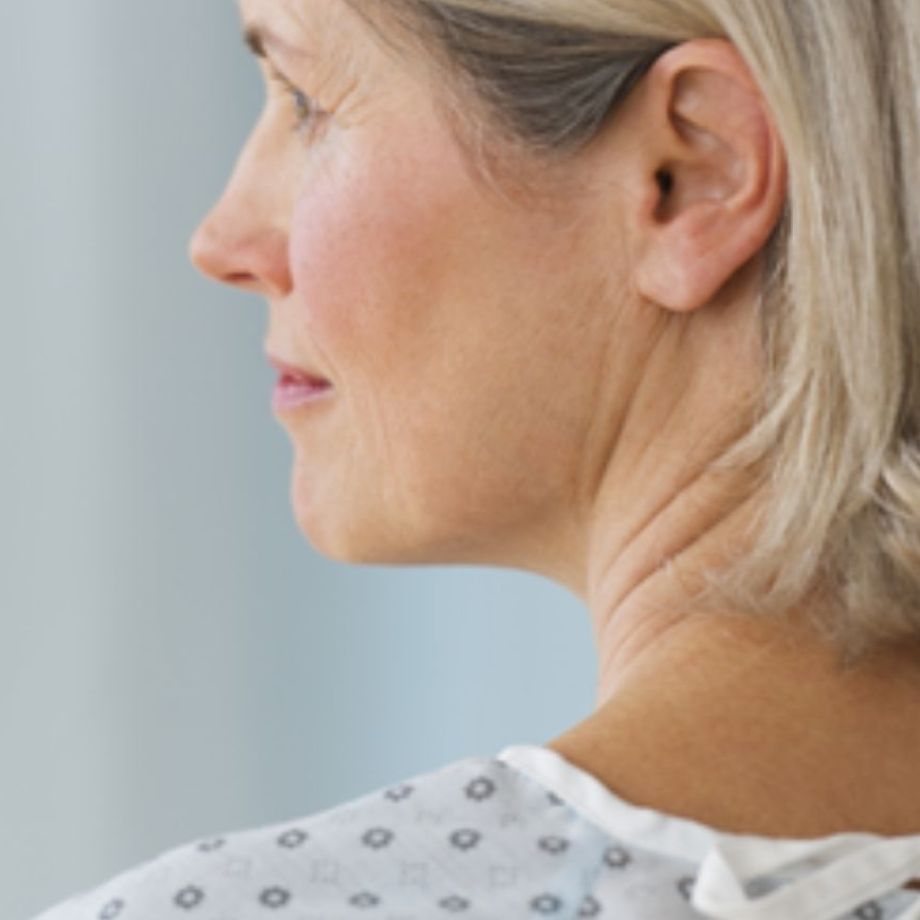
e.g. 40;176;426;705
500;745;920;920
692;835;920;920
30;743;920;920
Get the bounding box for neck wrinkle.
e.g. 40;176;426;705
587;456;762;705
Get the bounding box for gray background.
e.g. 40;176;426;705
0;3;595;917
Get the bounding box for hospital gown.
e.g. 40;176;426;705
29;744;920;920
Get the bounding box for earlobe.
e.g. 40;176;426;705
632;39;787;313
636;196;773;312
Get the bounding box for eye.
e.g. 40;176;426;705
266;65;329;140
288;85;324;135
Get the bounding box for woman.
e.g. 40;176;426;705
34;0;920;918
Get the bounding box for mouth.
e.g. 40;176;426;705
273;374;334;413
279;370;332;388
265;351;334;413
266;353;331;387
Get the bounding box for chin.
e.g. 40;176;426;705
291;502;488;568
288;465;505;567
291;502;412;565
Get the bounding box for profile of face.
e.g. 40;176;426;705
190;0;777;590
190;0;643;577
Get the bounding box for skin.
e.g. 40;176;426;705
191;0;920;850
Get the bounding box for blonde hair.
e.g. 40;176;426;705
350;0;920;664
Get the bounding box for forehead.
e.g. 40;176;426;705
238;0;364;57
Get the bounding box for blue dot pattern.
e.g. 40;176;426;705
26;755;920;920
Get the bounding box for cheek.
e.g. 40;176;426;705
282;135;604;552
286;149;456;389
284;143;495;531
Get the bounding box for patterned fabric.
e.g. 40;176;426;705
29;745;920;920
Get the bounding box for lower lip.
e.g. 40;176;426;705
273;377;335;413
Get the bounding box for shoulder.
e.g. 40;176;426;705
31;754;564;920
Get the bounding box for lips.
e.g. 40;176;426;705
266;353;331;387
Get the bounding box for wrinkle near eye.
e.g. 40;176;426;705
278;0;371;99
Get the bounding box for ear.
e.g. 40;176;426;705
628;38;788;313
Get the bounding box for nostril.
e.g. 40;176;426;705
225;272;257;285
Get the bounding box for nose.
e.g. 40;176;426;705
189;208;292;298
188;150;293;298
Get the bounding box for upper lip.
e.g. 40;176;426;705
265;349;331;385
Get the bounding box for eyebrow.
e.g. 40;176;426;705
243;24;266;58
242;22;307;61
243;24;275;58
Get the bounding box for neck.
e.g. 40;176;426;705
545;277;920;840
586;438;763;706
550;606;920;839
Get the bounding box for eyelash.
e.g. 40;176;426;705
267;67;327;139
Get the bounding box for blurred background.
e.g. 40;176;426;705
0;2;595;917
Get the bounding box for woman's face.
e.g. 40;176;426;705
190;0;633;575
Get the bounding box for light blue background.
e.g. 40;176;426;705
0;3;595;917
